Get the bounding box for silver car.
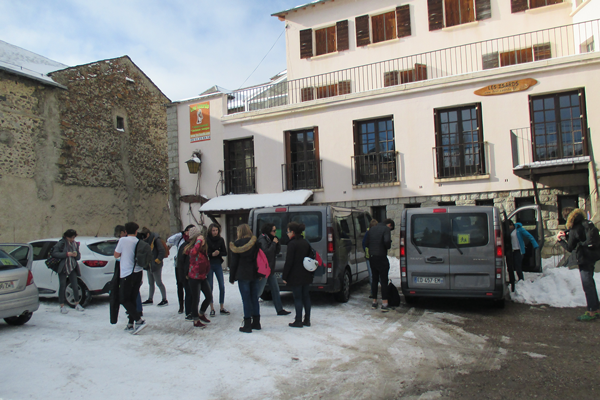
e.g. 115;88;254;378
0;244;39;325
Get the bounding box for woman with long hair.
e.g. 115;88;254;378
229;224;261;333
282;222;313;328
184;226;213;328
206;223;229;317
52;229;84;314
257;223;290;316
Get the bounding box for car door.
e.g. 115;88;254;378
353;211;369;282
507;205;544;272
30;241;59;294
1;244;33;270
333;209;354;280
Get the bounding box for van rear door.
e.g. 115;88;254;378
507;205;544;272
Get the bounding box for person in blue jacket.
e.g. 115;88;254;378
507;220;539;281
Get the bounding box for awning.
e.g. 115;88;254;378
199;190;313;213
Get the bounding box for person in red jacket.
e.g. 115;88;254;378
184;227;213;328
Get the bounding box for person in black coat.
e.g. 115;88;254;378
206;223;230;316
52;229;83;314
282;222;313;328
229;224;261;333
367;218;395;312
557;207;600;321
257;223;291;316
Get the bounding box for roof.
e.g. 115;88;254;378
199;190;313;213
0;40;68;88
272;0;333;18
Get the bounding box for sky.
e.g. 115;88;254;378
0;0;306;101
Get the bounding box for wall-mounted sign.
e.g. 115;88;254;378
189;102;211;142
474;78;538;96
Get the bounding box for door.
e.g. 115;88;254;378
406;212;451;290
507;205;544;272
353;211;370;282
1;244;33;270
333;209;354;281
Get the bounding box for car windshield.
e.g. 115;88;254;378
87;240;118;256
0;249;21;270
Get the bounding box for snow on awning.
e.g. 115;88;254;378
199;190;313;213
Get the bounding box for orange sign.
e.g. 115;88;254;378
474;78;538;96
189;102;210;142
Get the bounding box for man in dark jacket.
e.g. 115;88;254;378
557;208;600;321
367;218;395;312
140;227;168;307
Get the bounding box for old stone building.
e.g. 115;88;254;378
0;40;169;242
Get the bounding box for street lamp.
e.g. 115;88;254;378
185;151;202;174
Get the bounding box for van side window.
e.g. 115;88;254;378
290;212;323;243
257;214;287;244
412;215;446;248
451;214;489;247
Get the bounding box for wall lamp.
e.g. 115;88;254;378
185;151;202;174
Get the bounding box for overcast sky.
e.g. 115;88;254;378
0;0;304;101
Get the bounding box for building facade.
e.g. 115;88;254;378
168;0;600;257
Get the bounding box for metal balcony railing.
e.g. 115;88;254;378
227;19;600;115
281;160;323;191
351;151;399;185
432;142;488;179
222;167;256;195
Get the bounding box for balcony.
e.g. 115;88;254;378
352;151;399;186
226;19;600;115
222;167;256;195
281;160;323;191
432;142;489;181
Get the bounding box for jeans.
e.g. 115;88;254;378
208;260;225;305
120;271;143;324
370;255;390;300
238;279;261;318
291;284;311;322
257;273;284;313
58;269;80;305
146;266;167;301
189;278;212;319
579;264;599;312
513;250;524;281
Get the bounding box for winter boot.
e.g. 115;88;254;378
239;317;252;333
289;319;304;328
303;317;311;327
251;315;261;330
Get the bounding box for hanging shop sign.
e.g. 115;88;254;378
474;78;538;96
189;102;211;142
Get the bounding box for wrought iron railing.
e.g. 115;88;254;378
351;151;399;185
281;160;323;191
222;167;256;195
227;19;600;115
432;141;488;179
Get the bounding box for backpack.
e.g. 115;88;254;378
150;236;169;261
45;244;61;272
188;243;210;280
581;220;600;250
256;248;271;277
387;280;401;307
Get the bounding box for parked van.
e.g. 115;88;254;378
399;205;544;307
248;205;372;302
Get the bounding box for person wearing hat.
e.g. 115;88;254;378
366;218;395;312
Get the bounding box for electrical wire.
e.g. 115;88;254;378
238;28;285;90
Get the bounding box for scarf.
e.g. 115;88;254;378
64;240;78;275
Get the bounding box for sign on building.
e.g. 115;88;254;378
190;102;211;142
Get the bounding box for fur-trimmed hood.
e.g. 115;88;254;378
566;208;586;229
229;236;257;253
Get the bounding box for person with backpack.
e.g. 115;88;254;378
184;227;213;328
557;207;600;321
507;220;539;282
168;224;195;314
52;229;83;314
140;227;168;307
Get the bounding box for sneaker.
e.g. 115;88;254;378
209;310;215;317
371;302;378;310
142;299;153;305
277;309;292;316
132;319;147;335
193;320;206;329
60;306;69;314
199;315;211;323
220;309;230;315
75;304;85;312
576;311;600;321
381;305;391;313
124;324;134;332
185;314;193;321
157;300;168;307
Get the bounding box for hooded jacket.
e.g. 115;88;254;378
144;232;166;272
511;222;539;255
558;208;596;266
228;236;259;283
367;222;392;257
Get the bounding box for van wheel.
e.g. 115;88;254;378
492;299;506;309
404;296;419;305
334;269;351;303
260;289;272;301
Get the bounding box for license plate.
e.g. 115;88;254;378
0;280;15;292
414;277;444;284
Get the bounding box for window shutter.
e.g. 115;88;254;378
313;127;321;188
336;20;349;51
355;15;370;46
396;5;411;38
326;26;337;53
530;0;547;8
372;14;385;43
533;43;552;61
475;0;492;20
315;28;327;56
415;64;427;81
300;29;313;59
511;0;528;13
338;81;351;95
427;0;443;31
301;87;314;102
384;11;396;41
445;0;460;28
548;0;563;4
482;52;499;69
460;0;475;24
384;71;399;87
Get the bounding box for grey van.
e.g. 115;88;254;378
249;205;372;302
399;205;544;307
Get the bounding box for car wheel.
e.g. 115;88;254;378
404;296;419;305
65;280;91;308
334;268;351;303
4;312;33;326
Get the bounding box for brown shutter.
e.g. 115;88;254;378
476;0;491;20
511;0;528;13
482;52;499;69
315;28;327;56
355;15;370;46
396;5;411;38
548;0;563;4
385;11;396;41
301;87;314;102
500;51;515;67
400;69;414;84
384;71;399;87
445;0;460;28
313;127;321;188
317;84;338;99
460;0;475;23
326;26;336;53
533;42;552;60
300;29;313;59
338;81;351;95
336;20;349;51
372;14;384;43
415;64;427;81
428;0;443;31
530;0;546;8
517;48;533;64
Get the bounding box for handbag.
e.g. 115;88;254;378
256;248;271;277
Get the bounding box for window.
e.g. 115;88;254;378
284;128;321;190
411;213;489;249
300;20;349;59
428;0;491;31
511;0;563;13
530;89;587;161
224;138;255;194
116;116;124;131
515;197;536;226
302;81;351;102
475;199;495;206
434;103;485;179
497;43;551;67
438;201;456;206
558;195;579;225
404;203;421;208
356;5;411;47
384;64;427;87
291;212;323;243
372;206;387;223
353;117;397;184
581;38;595;53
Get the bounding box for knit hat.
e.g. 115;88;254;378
188;226;201;237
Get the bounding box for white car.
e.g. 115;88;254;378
22;237;119;307
0;244;39;325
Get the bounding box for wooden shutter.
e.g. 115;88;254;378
482;52;499;69
511;0;528;13
372;14;385;43
460;0;475;24
428;0;443;31
300;29;313;59
548;0;563;4
385;11;396;41
313;127;321;188
400;69;414;84
326;26;336;53
301;87;314;102
315;28;327;56
445;0;459;28
530;0;546;8
317;84;338;99
415;64;427;81
534;43;552;60
338;81;351;95
396;5;411;38
336;20;349;51
517;48;533;64
384;71;399;87
356;15;370;46
476;0;491;20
